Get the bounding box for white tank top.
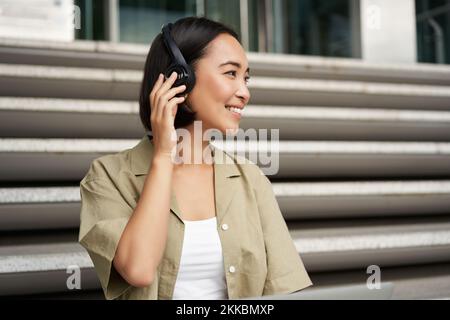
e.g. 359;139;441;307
172;216;228;300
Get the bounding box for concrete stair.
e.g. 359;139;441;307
1;38;450;299
2;97;450;140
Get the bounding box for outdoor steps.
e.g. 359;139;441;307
2;97;450;141
1;217;449;297
2;181;450;231
1;138;450;181
1;37;450;86
1;38;449;299
1;63;450;109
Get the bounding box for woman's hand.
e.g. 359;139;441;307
149;71;187;157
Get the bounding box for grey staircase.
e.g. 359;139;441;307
1;37;450;299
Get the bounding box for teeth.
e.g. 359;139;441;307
225;106;242;114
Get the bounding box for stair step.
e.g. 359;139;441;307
274;180;450;219
0;97;140;139
2;38;450;85
1;218;449;295
290;217;450;273
1;64;450;109
2;97;450;141
1;181;450;230
7;262;450;299
0;38;147;69
1;138;450;181
309;262;450;300
0;242;99;296
248;52;450;86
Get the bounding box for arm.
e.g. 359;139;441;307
113;154;174;287
78;153;175;299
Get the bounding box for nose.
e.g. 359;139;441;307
236;81;251;105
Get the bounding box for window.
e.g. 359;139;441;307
75;0;107;40
416;0;450;64
119;0;196;44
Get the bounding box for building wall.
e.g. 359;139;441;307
0;0;449;65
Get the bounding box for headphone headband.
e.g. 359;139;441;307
161;23;188;68
160;22;196;95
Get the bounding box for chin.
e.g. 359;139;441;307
223;126;239;137
209;118;240;138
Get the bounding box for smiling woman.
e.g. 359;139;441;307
78;16;312;300
139;17;251;142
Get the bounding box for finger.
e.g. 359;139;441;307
151;73;164;97
150;74;164;123
156;85;186;121
159;71;179;96
153;71;178;117
164;96;186;121
150;73;164;111
157;93;181;123
161;85;187;102
159;95;185;122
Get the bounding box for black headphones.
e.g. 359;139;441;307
161;22;196;96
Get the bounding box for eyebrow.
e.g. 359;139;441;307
219;61;250;74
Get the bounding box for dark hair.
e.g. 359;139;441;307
139;16;241;136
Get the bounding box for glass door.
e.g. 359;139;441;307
119;0;196;44
416;0;450;64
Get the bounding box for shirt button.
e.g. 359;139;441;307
229;266;236;273
221;223;229;231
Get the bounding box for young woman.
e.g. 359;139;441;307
78;16;312;300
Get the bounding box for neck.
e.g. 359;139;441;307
174;125;214;167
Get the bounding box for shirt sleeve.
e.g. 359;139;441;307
254;168;313;296
78;176;134;300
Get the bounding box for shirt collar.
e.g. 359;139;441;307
129;134;242;224
129;134;241;178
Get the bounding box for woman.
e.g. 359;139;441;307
78;16;312;300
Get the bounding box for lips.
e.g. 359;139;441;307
225;105;243;113
225;105;242;119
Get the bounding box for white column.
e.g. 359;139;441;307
360;0;417;63
0;0;75;41
107;0;119;42
240;0;250;51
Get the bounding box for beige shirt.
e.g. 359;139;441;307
78;134;312;300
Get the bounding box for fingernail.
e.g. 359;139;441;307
172;71;177;77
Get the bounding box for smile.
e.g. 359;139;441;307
225;106;242;119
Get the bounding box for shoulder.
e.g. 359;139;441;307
81;149;132;185
222;150;268;188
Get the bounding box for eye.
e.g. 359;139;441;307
226;71;251;84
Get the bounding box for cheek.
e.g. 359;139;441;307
189;72;235;120
203;73;234;103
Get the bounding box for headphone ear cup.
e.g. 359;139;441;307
184;65;196;93
164;64;183;83
165;63;196;95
